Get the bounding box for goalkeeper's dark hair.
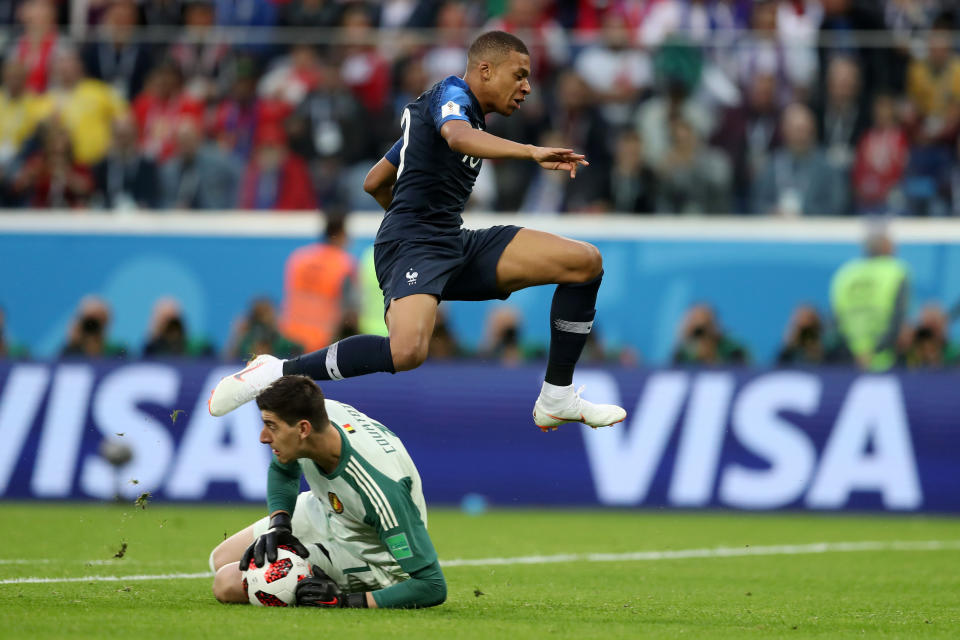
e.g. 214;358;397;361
256;375;329;432
468;31;528;66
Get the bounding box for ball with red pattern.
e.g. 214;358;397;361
241;546;313;607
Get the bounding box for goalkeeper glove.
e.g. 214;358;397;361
296;567;368;608
240;512;309;569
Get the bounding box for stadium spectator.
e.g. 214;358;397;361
595;128;658;214
852;94;909;214
654;116;732;214
61;295;127;358
776;0;823;97
816;0;889;106
339;4;391;116
944;135;960;216
280;213;359;353
8;0;63;93
209;57;262;161
830;227;909;371
142;297;214;357
905;12;960;144
160;118;241;209
776;304;840;366
0;305;29;359
47;47;129;166
816;56;868;174
225;297;303;361
883;0;936;94
638;0;748;49
168;0;233;102
421;1;471;86
729;0;799;104
711;72;781;211
479;305;544;366
257;43;321;108
573;9;652;128
428;304;464;361
901;303;960;368
672;304;750;366
141;0;182;26
636;43;713;168
80;0;154;100
238;125;316;211
278;0;341;29
11;119;95;208
0;58;53;182
91;116;159;210
288;57;369;165
484;0;569;80
901;123;951;216
753;102;848;215
132;59;204;162
548;70;611;207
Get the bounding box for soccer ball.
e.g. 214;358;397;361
242;546;312;607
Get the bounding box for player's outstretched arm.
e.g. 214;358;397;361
441;120;588;178
363;157;398;210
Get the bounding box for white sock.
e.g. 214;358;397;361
540;381;574;402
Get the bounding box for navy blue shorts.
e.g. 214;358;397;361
374;225;522;309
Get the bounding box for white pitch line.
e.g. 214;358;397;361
1;540;959;585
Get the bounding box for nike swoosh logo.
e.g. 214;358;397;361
320;597;338;606
234;361;265;381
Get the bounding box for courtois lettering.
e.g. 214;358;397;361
0;363;956;511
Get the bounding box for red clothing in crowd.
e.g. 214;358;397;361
131;91;204;161
852;127;909;207
239;153;316;210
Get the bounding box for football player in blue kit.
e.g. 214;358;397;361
210;31;626;432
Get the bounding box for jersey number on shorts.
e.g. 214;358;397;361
397;108;411;178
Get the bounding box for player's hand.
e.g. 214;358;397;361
296;566;369;608
531;146;589;178
240;512;309;569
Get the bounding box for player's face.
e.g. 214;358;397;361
260;410;300;463
491;51;531;116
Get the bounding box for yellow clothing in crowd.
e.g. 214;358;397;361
0;91;52;163
49;79;128;165
906;57;960;118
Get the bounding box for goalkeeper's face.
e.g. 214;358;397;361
259;410;301;464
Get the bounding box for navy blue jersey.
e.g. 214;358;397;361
377;76;485;243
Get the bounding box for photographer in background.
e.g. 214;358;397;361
902;304;959;369
776;304;843;366
225;298;303;361
672;304;749;366
60;296;127;358
143;297;214;358
0;305;29;359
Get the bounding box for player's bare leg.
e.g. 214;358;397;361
495;229;627;431
210;525;254;603
384;294;439;371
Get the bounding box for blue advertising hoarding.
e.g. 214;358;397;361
1;361;956;512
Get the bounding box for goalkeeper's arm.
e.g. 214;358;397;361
369;560;446;608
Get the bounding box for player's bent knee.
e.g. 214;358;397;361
212;566;246;604
579;242;603;280
390;339;429;371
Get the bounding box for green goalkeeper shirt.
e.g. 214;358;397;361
267;399;444;608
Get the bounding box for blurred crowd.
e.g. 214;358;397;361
4;0;960;213
2;219;957;370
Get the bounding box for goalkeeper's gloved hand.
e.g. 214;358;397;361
240;512;309;569
296;566;368;608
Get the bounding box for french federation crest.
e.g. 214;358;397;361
328;492;344;514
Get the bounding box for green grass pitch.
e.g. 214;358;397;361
0;503;958;639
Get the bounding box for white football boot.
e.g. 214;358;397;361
208;354;285;416
532;385;627;432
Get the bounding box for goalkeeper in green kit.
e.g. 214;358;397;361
208;375;446;609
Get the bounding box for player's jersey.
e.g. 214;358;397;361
377;76;485;243
290;400;435;584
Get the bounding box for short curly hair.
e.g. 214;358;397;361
255;375;329;432
468;30;529;65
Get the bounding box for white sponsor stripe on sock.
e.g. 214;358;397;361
2;540;958;585
325;342;343;381
552;319;593;334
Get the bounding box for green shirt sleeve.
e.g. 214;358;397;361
372;560;447;609
266;457;301;515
